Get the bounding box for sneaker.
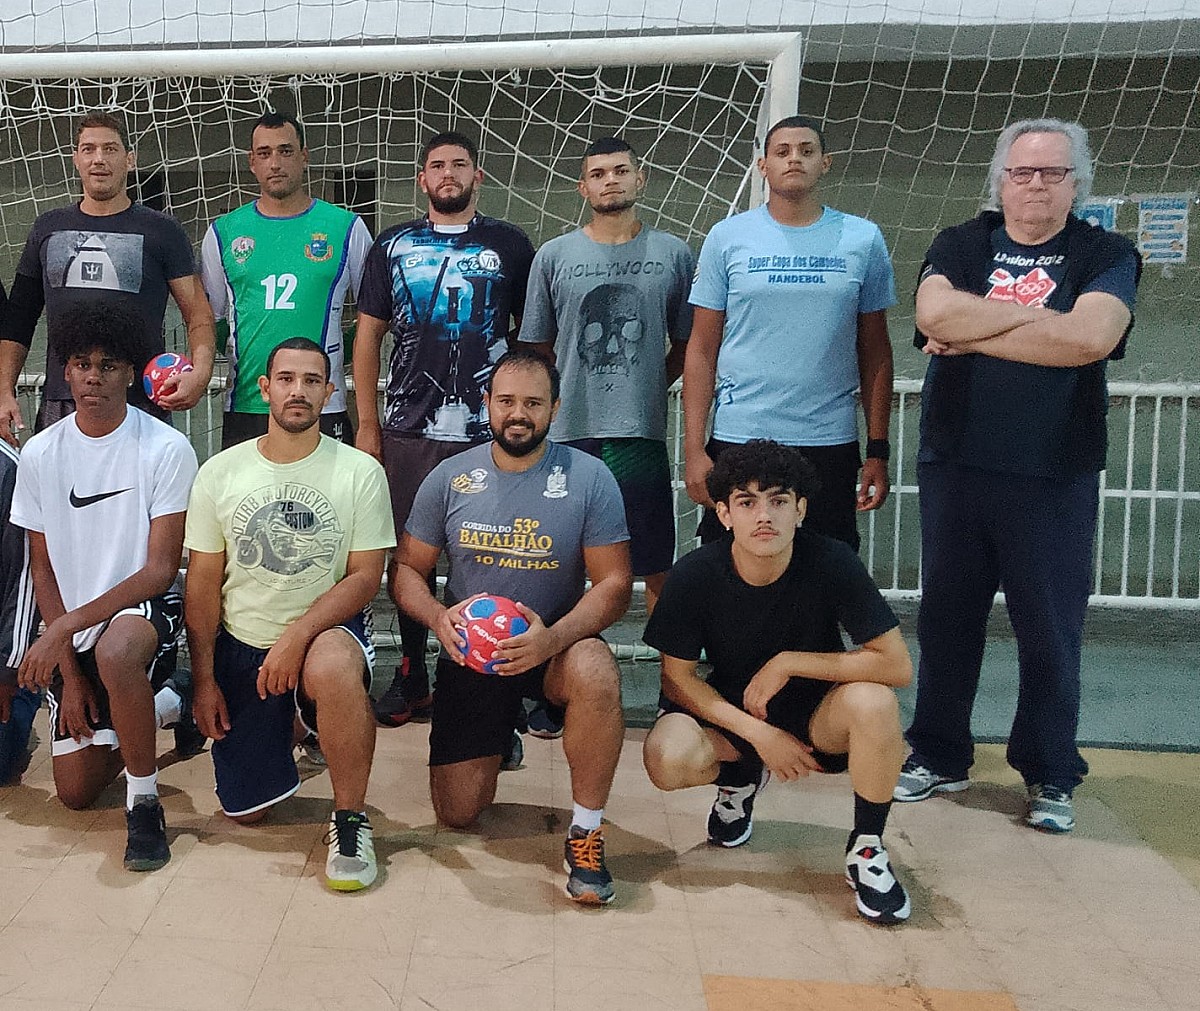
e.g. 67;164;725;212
563;825;614;905
845;834;910;925
527;701;564;739
298;731;327;767
324;810;377;891
1026;784;1075;833
707;769;770;848
892;754;970;802
162;672;207;757
124;795;171;872
500;730;523;772
372;659;433;727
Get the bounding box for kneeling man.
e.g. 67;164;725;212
184;338;394;891
642;440;913;924
14;303;198;871
393;348;632;905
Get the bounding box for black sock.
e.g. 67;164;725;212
847;793;892;851
715;754;764;788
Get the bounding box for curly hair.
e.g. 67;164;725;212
57;301;145;367
706;440;821;505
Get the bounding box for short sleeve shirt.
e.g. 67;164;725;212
356;214;536;442
690;205;896;446
11;409;198;651
184;436;396;649
643;533;898;705
405;441;629;628
518;227;693;441
12;202;195;409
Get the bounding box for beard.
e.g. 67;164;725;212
271;400;321;434
428;182;474;215
492;419;549;457
590;195;637;215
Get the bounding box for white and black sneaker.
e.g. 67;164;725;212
707;770;770;848
845;834;911;925
892;754;970;802
324;810;376;892
1026;784;1075;833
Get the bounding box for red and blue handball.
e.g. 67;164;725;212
458;595;530;674
142;352;194;407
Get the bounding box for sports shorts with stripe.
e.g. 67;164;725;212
210;609;374;817
46;591;182;757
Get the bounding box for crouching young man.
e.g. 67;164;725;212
641;440;914;924
184;338;394;891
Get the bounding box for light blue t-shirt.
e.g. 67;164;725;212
690;205;896;446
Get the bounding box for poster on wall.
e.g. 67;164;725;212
1078;197;1119;231
1134;194;1190;264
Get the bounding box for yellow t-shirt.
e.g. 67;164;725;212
184;435;396;648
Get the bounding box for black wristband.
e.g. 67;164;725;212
865;438;890;461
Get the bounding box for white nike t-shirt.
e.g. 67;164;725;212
12;409;198;650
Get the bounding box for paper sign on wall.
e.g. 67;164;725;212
1079;198;1119;231
1135;194;1190;264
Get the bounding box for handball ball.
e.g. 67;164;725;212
143;352;194;406
458;595;529;674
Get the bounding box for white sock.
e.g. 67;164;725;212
571;803;603;832
125;770;158;810
154;685;183;729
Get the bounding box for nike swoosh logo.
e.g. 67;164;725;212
69;487;134;508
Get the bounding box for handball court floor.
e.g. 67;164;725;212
1;604;1197;1011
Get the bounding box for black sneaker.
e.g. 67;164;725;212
527;701;564;739
124;795;171;872
563;825;614;905
845;834;910;925
372;659;433;727
162;671;207;757
500;730;523;772
707;769;770;848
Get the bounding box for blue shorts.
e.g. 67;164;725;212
211;612;373;817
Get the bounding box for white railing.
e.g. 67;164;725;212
17;373;1198;609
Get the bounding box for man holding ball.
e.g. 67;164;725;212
393;348;631;905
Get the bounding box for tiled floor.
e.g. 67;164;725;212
2;723;1198;1011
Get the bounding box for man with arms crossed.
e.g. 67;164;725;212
643;440;913;924
201;111;372;448
394;349;631;905
185;338;394;891
683;116;895;551
13;302;198;871
355;131;536;727
0;111;214;440
894;119;1140;834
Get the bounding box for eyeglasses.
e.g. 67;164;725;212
1003;166;1075;185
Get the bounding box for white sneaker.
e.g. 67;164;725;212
324;810;376;891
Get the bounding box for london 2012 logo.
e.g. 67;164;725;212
232;483;344;589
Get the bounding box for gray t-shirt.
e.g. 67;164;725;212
519;226;693;442
406;441;629;629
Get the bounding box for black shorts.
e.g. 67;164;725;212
563;437;674;576
221;410;354;450
428;653;551;767
381;432;475;535
698;438;862;551
210;613;373;817
46;592;182;757
660;677;849;775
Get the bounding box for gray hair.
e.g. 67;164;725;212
984;118;1094;212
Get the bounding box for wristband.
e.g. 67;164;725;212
865;438;890;461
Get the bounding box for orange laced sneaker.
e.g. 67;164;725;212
563;825;614;905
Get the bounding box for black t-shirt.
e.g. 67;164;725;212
357;214;535;441
643;532;899;706
10;202;195;410
918;220;1138;477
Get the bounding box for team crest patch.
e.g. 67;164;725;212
451;468;488;494
231;235;255;265
305;232;333;262
543;465;568;499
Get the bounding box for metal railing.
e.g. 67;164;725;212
17;373;1199;609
